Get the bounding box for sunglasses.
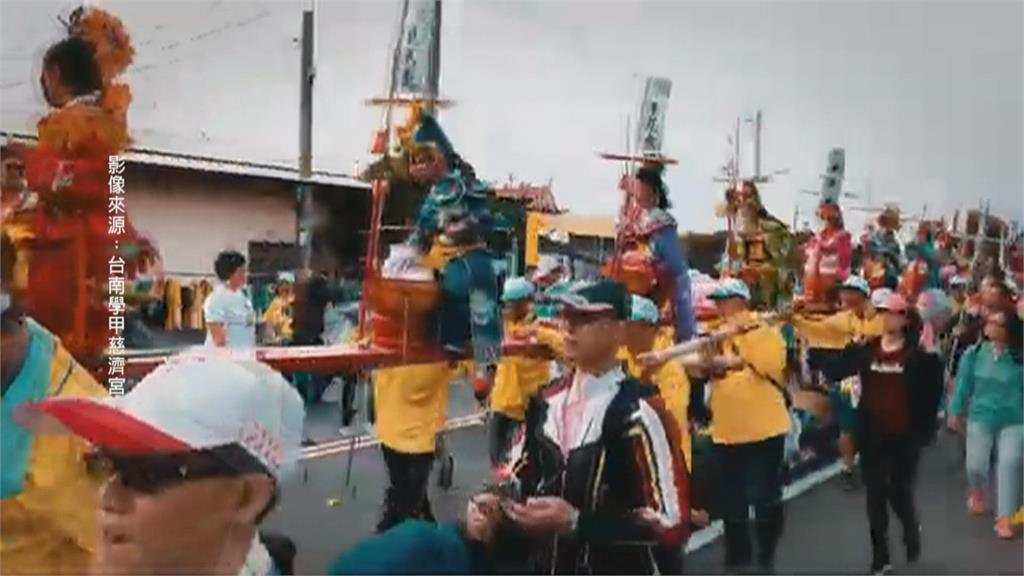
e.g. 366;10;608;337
86;446;258;494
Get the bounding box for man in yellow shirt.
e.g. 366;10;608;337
703;279;790;573
489;278;554;469
373;362;451;533
791;275;881;489
1;233;107;575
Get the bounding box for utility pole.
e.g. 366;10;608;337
297;8;315;272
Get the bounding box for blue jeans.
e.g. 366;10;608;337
965;421;1024;518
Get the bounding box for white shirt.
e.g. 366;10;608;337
203;284;256;349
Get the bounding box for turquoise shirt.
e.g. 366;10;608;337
949;342;1024;428
328;521;472;575
1;320;56;498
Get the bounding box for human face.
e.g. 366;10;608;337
624;322;659;355
93;451;273;575
562;310;621;372
881;309;907;334
983;311;1009;344
839;290;866;312
410;146;448;184
504;301;530;322
40;63;71;108
950;287;966;304
228;267;247;291
714;297;747;319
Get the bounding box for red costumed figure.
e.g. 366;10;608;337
6;7;153;367
801;198;852;311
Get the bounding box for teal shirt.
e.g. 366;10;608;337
328;521;473;575
949;342;1024;428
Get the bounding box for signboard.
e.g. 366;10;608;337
396;0;439;97
820;147;845;202
636;77;672;156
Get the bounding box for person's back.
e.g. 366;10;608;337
329;520;472;575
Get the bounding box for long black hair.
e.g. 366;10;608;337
996;305;1023;363
636;164;671;210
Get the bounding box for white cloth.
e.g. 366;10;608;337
238;534;274;576
550;366;625;457
203;284;257;348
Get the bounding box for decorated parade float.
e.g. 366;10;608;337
797;148;853;313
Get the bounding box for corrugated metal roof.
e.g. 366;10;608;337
1;130;371;190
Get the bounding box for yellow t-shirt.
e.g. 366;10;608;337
491;318;554;421
708;313;791;445
261;295;294;342
1;339;106;575
373;362;451;454
619;345;692;471
791;309;882;350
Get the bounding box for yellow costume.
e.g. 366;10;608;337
708;312;790;445
373;362;451;454
491;318;559;421
262;294;294;343
1;320;107;575
619;346;692;471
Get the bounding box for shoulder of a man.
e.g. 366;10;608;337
49;343;106;400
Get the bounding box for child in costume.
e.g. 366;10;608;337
611;162;697;342
6;6;154;365
902;222;941;300
801;198;852;310
404;112;501;396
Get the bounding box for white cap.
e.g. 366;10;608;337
25;355;305;481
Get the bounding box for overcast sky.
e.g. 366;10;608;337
2;0;1021;233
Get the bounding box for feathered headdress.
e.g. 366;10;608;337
66;6;134;115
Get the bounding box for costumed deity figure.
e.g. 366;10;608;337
607;161;698;342
800;198;852;311
860;205;902;291
3;6;154;366
901;221;941;300
402;109;501;393
718;180;794;309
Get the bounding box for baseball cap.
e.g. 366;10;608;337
708;278;751;301
629;295;660;324
533;255;565;281
502;277;535;303
557;280;628;320
20;355;305;481
840;276;871;297
871;287;893;308
876;292;909;313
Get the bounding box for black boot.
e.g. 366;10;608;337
375;488;405;533
723;519;753;573
870;542;892;575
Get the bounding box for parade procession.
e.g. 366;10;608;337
1;1;1022;575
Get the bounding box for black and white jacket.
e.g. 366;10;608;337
508;366;689;575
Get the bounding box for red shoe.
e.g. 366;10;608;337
968;490;987;515
995;518;1014;540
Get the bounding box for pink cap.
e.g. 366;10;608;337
877;292;909;313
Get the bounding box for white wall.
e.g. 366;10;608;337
126;168;296;277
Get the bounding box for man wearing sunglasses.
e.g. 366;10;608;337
22;355;305;576
500;280;689;574
1;232;108;574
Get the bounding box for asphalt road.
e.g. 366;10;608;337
265;418;1023;575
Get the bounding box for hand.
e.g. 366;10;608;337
708;355;744;372
946;415;965;434
637;351;665;370
466;493;502;544
504;496;578;537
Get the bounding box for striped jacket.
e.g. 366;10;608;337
508;367;689;574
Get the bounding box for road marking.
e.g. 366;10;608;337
685;461;844;554
300;413;487;460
